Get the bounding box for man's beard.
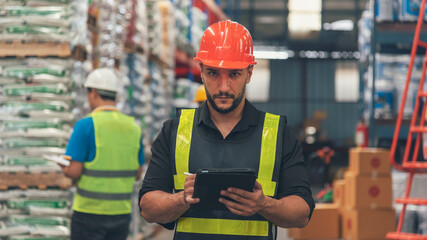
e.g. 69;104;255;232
206;83;246;114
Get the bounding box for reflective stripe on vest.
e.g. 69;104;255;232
173;108;195;190
176;217;269;236
77;187;132;200
82;169;138;178
173;109;280;238
258;113;280;197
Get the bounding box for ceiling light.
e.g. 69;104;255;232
254;50;289;60
256;16;284;24
323;20;354;31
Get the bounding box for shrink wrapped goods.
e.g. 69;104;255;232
0;1;86;239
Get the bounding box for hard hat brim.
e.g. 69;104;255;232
83;82;118;93
194;57;257;69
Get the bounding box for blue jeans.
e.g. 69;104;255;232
71;211;131;240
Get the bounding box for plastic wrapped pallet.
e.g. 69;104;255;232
87;0;132;68
190;7;207;53
0;0;88;59
0;1;87;239
0;59;82;174
173;0;191;50
148;62;173;140
0;189;72;239
158;1;175;67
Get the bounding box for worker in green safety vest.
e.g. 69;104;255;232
139;20;314;240
60;68;145;240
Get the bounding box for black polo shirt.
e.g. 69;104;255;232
139;100;315;224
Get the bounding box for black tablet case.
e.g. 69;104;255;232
192;168;257;211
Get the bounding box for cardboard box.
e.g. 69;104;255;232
341;208;396;240
334;179;346;239
314;110;328;121
349;148;391;176
344;172;392;209
288;203;339;240
333;179;346;207
303;119;321;129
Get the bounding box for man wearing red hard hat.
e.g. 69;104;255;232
139;20;314;240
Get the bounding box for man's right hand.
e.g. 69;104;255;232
140;174;201;223
183;174;200;206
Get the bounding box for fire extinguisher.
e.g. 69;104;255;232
355;119;369;148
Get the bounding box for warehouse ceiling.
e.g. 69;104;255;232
218;0;369;51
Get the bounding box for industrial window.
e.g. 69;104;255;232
334;61;359;102
288;0;322;38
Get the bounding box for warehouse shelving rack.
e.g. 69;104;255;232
387;0;427;239
364;1;427;146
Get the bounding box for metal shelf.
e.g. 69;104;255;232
376;22;427;44
372;122;409;140
366;13;424;145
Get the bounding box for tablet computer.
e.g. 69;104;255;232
192;168;257;211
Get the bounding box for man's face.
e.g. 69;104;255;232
201;64;253;114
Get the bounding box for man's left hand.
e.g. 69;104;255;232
219;181;266;216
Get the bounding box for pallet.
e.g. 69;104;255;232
0;171;72;190
124;41;145;54
71;44;87;61
0;40;71;58
149;53;172;69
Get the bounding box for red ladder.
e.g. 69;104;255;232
388;0;427;239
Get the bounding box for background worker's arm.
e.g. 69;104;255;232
60;160;83;179
140;174;199;223
62;117;92;179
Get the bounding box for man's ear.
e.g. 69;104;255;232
246;65;254;83
87;88;93;98
91;89;100;99
199;62;204;83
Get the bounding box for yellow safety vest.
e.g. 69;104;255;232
72;110;141;215
173;109;280;239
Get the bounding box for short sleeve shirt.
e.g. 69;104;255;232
65;112;145;165
139;101;314;223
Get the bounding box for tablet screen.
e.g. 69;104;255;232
192;168;257;210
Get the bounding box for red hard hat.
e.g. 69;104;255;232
194;20;257;69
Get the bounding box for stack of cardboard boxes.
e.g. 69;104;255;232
288;203;340;239
339;148;396;240
287;148;396;240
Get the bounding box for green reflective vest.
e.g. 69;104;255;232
72;110;141;215
172;109;282;239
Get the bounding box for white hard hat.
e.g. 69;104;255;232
83;68;118;93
